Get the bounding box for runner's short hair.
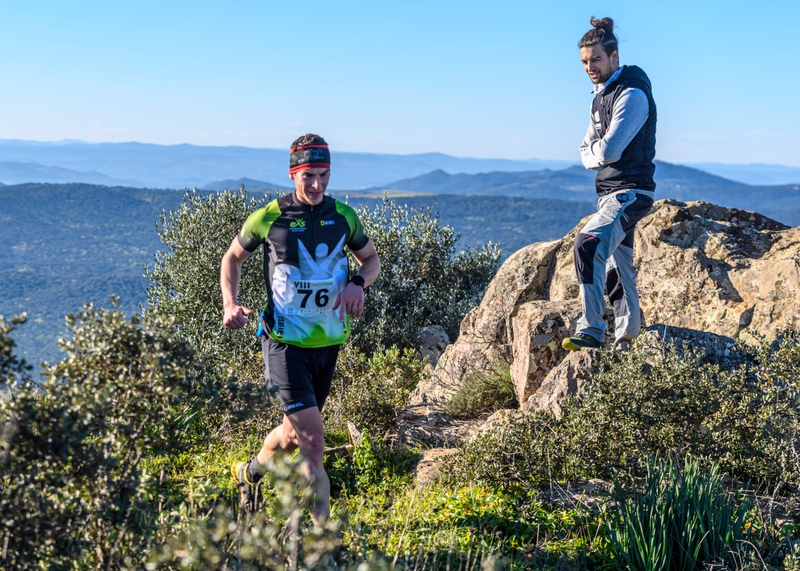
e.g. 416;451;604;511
578;17;618;56
291;134;328;151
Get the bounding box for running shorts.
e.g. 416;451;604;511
261;336;340;415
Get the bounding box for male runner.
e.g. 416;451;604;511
562;17;657;352
222;134;381;525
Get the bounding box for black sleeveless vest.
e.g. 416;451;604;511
592;65;657;196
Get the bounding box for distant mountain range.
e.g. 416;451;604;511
687;162;800;186
366;161;800;226
0;138;798;194
0;160;138;187
0;139;575;190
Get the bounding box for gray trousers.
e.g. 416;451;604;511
573;189;654;343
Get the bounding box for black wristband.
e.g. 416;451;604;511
349;275;365;288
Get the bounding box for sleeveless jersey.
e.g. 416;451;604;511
238;193;369;348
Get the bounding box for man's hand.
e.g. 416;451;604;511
223;302;253;329
332;283;364;321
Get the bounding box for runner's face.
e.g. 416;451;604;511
291;167;330;205
580;45;618;84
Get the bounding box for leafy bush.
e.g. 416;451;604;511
350;197;499;355
144;189;271;381
0;302;259;569
605;456;755;571
451;331;800;491
149;455;342;570
444;362;517;419
0;313;32;388
324;345;426;441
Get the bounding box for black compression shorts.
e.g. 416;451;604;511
261;336;340;415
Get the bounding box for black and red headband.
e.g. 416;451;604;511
289;144;331;174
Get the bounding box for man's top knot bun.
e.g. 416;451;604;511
590;17;614;34
579;16;618;55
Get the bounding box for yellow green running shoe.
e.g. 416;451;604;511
231;460;258;487
561;333;603;351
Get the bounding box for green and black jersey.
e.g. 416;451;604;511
238;193;369;348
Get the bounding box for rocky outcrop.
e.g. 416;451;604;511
524;349;599;418
415;200;800;410
410;240;561;405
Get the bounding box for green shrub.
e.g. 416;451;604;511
349;197;499;355
324;345;426;442
0;301;258;569
0;313;32;388
444;362;517;419
450;331;800;491
605;456;755;571
148;454;342;570
144;189;271;381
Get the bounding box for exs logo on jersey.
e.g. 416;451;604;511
290;219;306;232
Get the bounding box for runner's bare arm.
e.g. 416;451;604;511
333;239;380;321
220;237;255;329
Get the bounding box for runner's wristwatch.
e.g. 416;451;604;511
349;275;365;288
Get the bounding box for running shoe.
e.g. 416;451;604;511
231;459;258;487
561;333;603;351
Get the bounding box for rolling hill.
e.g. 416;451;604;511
0;160;141;187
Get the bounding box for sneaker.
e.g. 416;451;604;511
231;459;258;487
561;333;603;351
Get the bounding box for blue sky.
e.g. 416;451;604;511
0;1;798;165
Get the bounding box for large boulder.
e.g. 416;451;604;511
524;349;599;418
510;300;582;405
417;200;799;411
410;240;560;405
416;325;450;368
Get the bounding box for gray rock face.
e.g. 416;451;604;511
415;200;800;411
410;240;561;406
524;349;599;418
511;301;582;405
417;325;450;368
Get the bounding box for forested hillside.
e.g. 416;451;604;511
0;183;593;364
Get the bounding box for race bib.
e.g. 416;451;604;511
284;278;335;316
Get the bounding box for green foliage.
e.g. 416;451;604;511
605;456;754;571
350;197;500;354
336;476;605;570
149;455;342;570
444;362;517;419
0;313;32;387
144;189;271;380
0;301;258;569
451;331;800;491
324;346;426;441
352;429;382;488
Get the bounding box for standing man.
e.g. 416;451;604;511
222;134;381;525
562;17;656;352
